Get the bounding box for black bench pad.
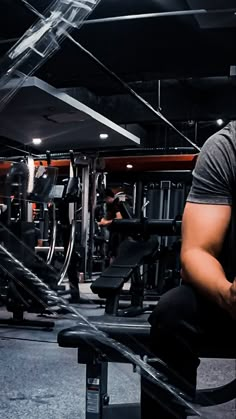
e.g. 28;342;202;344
91;237;158;296
58;315;236;360
91;268;134;294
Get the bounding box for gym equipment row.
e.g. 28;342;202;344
0;150;93;327
0;153;194;328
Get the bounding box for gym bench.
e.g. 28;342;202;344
91;218;183;317
91;236;159;317
58;314;236;418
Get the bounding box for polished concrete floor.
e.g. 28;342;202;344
0;287;235;419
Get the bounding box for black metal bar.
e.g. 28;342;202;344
134;181;144;218
0;147;196;162
110;219;182;236
0;143;38;157
34;152;73;160
87;159;99;279
36;246;64;252
157;80;161;112
43;206;49;246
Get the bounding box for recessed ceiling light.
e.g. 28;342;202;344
32;138;42;145
99;133;109;140
216;119;224;126
126;164;133;169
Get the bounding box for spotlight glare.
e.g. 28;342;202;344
126;164;133;169
32;138;42;145
99;133;109;140
216;119;224;126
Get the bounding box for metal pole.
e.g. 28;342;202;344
20;174;28;222
69;160;76;224
43;204;49;245
58;220;76;285
27;155;34;223
157;80;161;112
133;183;137;216
87;159;98;279
84;8;236;24
135;181;144;218
46;203;57;264
194;121;198;144
81;163;90;277
36;246;64;252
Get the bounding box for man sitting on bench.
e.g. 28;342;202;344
144;121;236;418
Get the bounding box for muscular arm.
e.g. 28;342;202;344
181;202;232;308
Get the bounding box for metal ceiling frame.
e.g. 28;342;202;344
1;6;236;45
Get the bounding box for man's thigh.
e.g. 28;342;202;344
149;283;235;351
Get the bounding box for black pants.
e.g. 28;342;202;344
141;284;236;419
108;231;122;258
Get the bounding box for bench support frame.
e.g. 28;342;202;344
83;353;140;419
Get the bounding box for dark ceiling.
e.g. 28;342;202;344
0;77;141;152
0;0;236;153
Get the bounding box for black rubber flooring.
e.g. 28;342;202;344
0;305;235;419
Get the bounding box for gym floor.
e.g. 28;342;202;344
0;284;235;419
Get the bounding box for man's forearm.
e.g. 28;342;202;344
181;249;231;308
99;218;112;226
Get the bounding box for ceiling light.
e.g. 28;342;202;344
216;119;224;126
126;164;133;169
32;138;42;145
99;133;109;140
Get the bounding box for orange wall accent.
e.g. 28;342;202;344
104;154;198;172
0;154;198;174
34;160;70;167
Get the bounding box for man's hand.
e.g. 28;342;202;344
221;279;236;319
98;218;112;227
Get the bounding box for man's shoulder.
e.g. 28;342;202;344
206;121;236;146
199;121;236;162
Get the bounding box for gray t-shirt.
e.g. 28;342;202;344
186;121;236;281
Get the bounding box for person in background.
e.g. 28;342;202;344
98;188;123;263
